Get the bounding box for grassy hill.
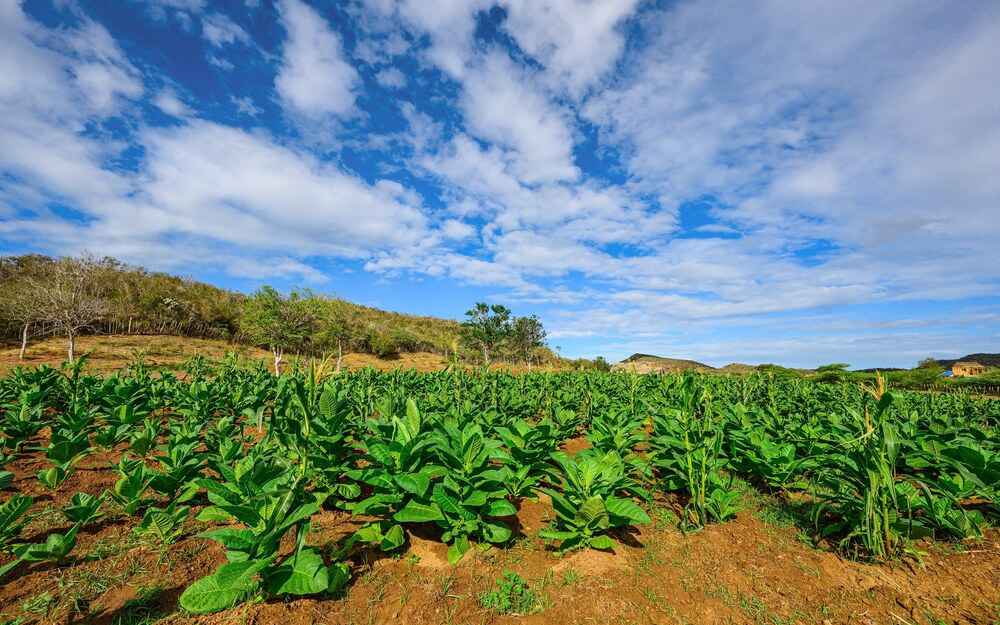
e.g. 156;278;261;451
612;353;716;373
935;353;1000;368
0;334;572;374
1;254;465;358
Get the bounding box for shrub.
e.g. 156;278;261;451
479;571;539;615
368;333;399;358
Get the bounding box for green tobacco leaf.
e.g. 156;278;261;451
537;529;578;541
481;521;511;543
447;535;471;565
328;561;351;592
319;387;336;419
217;505;262;528
588;535;616;550
380;523;406;551
265;548;328;596
394;473;430;497
179;559;269;614
394;500;443;523
433;483;462;516
483;499;516;518
606;498;650;524
197;528;255;554
574;496;609;527
195;506;234;523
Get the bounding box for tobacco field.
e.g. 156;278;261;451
1;356;999;624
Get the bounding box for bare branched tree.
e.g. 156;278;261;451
0;255;53;360
22;253;113;362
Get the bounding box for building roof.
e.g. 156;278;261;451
953;361;985;368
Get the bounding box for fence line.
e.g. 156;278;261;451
905;383;1000;396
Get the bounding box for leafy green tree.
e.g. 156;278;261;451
311;297;354;371
460;302;512;364
510;315;546;370
239;286;315;375
817;363;850;372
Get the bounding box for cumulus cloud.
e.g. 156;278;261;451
2;0;999;365
275;0;359;117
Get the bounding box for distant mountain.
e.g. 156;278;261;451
613;353;715;373
935;353;1000;368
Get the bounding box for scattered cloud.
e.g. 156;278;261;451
1;0;998;366
275;0;359;117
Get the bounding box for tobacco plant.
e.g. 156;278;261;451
539;449;650;551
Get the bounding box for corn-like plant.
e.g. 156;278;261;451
650;376;738;530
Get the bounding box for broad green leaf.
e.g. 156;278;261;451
195;506;234;523
447;535;471;565
394;473;430;497
606;498;650;524
394;500;443;523
197;528;255;552
481;521;511;543
574;496;609;527
328;561;351;592
178;559;269;614
265;548;328;596
588;535;616;550
483;499;516;518
380;523;406;551
218;505;262;528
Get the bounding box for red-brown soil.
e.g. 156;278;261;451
2;437;999;625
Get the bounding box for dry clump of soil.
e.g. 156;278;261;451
1;437;999;625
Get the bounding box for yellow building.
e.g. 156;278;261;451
952;361;987;377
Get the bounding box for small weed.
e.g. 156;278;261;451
114;585;165;625
23;505;63;533
558;568;582;588
20;592;54;617
478;570;541;615
921;609;949;625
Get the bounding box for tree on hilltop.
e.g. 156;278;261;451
240;286;315;375
460;302;512;364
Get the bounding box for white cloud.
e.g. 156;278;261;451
502;0;639;96
375;67;406;88
275;0;359;117
202;12;251;46
153;89;188;117
460;53;579;185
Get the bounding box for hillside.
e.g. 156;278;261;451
935;353;1000;368
0;254;464;358
0;334;568;374
612;353;715;373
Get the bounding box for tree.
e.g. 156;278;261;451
816;363;850;372
917;357;941;369
510;315;547;370
239;286;315;375
459;302;512;364
313;298;354;372
21;253;113;362
0;255;53;360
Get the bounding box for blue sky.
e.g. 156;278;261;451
1;0;999;368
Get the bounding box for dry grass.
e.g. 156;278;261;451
0;334;564;374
